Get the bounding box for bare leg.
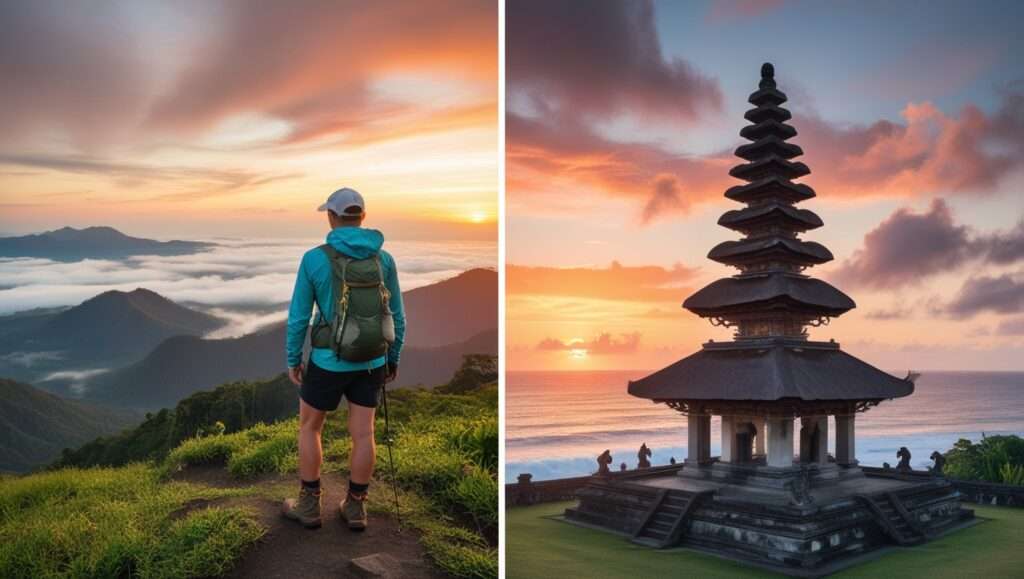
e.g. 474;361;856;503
347;401;376;485
299;399;327;482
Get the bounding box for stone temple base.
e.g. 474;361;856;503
564;463;973;577
680;460;864;490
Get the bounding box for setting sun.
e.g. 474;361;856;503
468;210;489;223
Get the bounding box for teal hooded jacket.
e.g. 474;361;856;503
286;227;405;372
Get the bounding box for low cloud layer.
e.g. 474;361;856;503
0;238;495;315
507;261;698;302
537;332;642;355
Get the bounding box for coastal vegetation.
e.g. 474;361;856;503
944;435;1024;486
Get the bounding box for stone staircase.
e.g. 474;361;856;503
859;492;927;546
630;489;710;548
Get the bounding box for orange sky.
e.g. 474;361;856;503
0;1;497;241
506;1;1024;372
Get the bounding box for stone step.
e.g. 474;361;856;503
648;520;673;533
652;512;677;524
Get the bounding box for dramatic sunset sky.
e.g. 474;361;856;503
0;1;497;240
507;0;1024;371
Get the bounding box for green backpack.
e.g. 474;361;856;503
309;244;395;362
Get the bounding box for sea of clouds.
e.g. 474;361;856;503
0;237;495;337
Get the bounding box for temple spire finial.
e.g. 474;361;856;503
759;62;776;89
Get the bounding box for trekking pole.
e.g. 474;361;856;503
380;381;402;531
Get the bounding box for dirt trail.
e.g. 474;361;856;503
173;467;442;578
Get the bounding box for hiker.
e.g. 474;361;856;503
282;187;406;531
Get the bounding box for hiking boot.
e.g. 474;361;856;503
339;492;368;531
282;487;322;529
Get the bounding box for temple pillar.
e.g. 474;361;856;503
766;417;793;467
799;415;828;464
835;414;857;466
686;413;711;465
720;416;735;463
753;416;766;456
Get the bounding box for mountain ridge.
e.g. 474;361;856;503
402;267;497;347
0;378;139;473
82;268;498;409
0;226;213;261
0;288;224;386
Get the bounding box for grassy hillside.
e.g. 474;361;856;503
56;373;298;469
0;379;139;473
0;465;261;579
1;356;498;578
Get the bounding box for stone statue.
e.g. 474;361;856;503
930;451;946;476
637;443;652;469
596;449;612;475
787;465;814;506
620;462;627;472
896;447;912;473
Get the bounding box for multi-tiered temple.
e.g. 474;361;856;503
565;64;972;576
629;61;913;483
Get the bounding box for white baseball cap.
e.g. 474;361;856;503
317;187;365;216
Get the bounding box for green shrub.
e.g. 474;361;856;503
0;465;261;578
451;465;498;527
999;463;1024;486
945;435;1024;485
140;507;263;578
166;434;247;469
227;433;297;478
444;417;498;471
420;521;497;579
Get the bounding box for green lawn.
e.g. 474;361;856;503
506;502;1024;578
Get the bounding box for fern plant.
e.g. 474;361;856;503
999;462;1024;486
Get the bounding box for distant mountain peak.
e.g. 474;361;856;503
90;287;166;302
0;226;212;261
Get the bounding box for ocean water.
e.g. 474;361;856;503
505;370;1024;482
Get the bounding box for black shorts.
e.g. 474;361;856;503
300;360;384;411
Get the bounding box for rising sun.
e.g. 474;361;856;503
468;210;488;223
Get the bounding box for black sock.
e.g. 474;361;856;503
349;480;369;496
301;478;320;491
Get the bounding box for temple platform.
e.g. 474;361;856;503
564;463;974;577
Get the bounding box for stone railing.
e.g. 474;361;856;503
506;464;683;507
860;466;1023;507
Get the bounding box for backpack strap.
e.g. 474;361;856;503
318;244;352;358
374;255;391;307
